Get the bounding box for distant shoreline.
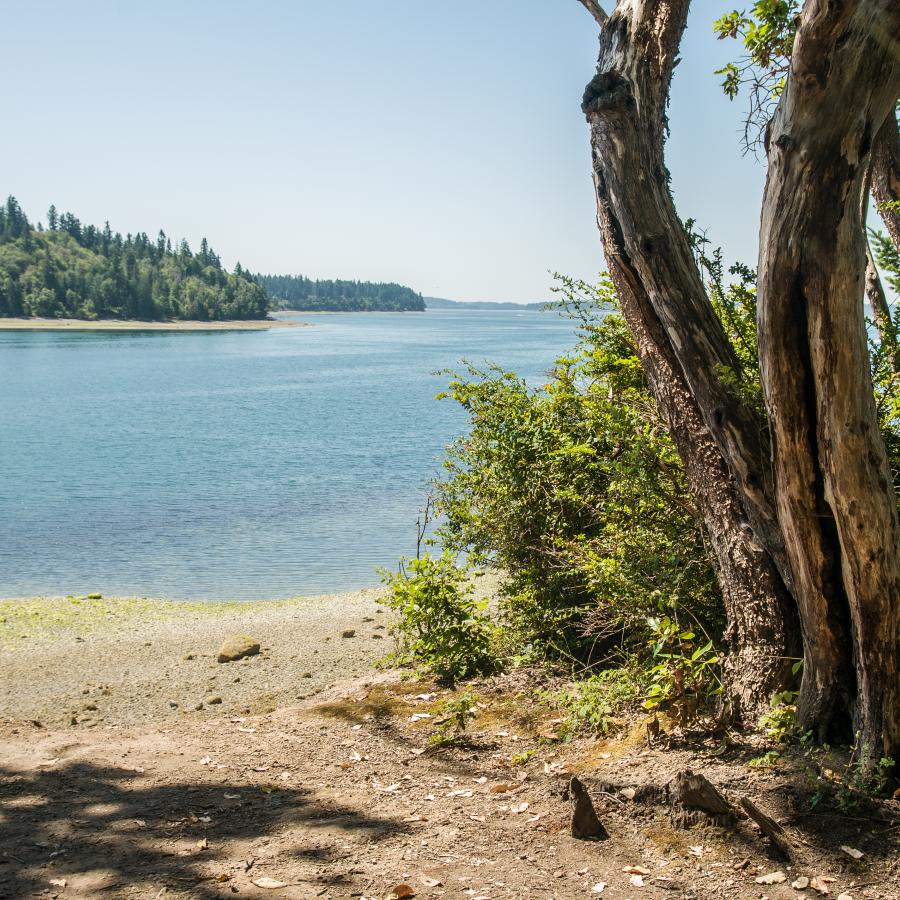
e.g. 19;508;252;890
0;317;308;331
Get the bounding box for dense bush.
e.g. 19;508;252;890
380;552;496;683
433;275;722;665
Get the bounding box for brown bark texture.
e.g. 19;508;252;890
871;111;900;250
757;0;900;759
580;0;798;723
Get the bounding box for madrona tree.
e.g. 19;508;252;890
575;0;900;764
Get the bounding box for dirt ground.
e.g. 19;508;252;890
0;596;897;899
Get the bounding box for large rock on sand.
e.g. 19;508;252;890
217;635;260;663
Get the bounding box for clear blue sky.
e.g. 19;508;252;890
3;1;765;302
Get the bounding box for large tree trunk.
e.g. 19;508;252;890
579;0;798;722
757;0;900;760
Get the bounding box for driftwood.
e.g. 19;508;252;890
568;776;609;841
740;797;797;862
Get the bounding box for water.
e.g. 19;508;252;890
0;309;574;599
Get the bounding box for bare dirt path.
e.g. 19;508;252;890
0;593;896;899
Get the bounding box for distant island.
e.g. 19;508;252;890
0;197;270;322
257;273;425;312
0;195;548;321
424;296;546;310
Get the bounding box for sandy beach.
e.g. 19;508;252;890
0;317;307;331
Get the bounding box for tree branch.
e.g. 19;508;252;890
576;0;608;28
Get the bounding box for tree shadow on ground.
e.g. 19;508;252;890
0;759;408;899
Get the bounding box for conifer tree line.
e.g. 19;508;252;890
0;196;269;321
256;273;425;312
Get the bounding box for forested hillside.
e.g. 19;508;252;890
0;197;269;321
257;273;425;312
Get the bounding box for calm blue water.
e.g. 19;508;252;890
0;309;574;599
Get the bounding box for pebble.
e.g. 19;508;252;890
205;695;223;705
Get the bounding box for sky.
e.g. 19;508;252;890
2;0;767;302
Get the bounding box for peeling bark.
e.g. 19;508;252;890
758;0;900;758
580;0;798;722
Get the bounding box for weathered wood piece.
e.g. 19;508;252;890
740;796;796;862
569;776;609;841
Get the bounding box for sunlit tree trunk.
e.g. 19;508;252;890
577;0;798;724
757;0;900;760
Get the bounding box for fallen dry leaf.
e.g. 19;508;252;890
689;845;703;857
252;877;288;889
510;801;530;814
591;883;607;894
809;876;831;895
623;866;651;876
620;787;636;800
420;876;442;887
389;884;416;899
792;876;810;889
756;871;787;885
840;845;864;860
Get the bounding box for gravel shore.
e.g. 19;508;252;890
0;590;388;728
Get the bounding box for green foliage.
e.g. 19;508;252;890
510;749;535;765
429;691;478;746
380;552;496;683
256;273;425;312
713;1;798;149
434;275;722;663
758;690;798;742
0;196;268;321
551;668;640;737
748;749;781;768
643;616;721;725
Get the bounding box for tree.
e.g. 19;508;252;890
576;0;900;762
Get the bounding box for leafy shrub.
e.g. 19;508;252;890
429;691;478;746
758;690;799;742
434;275;722;663
643;616;722;725
380;552;496;683
551;668;640;737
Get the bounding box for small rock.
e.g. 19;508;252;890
194;703;204;711
792;876;810;890
168;701;179;708
217;635;260;663
205;695;223;705
341;629;356;639
185;653;195;660
82;703;98;711
301;672;312;678
756;872;787;885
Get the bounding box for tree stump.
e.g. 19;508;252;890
666;770;734;828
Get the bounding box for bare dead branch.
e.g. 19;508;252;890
576;0;608;28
